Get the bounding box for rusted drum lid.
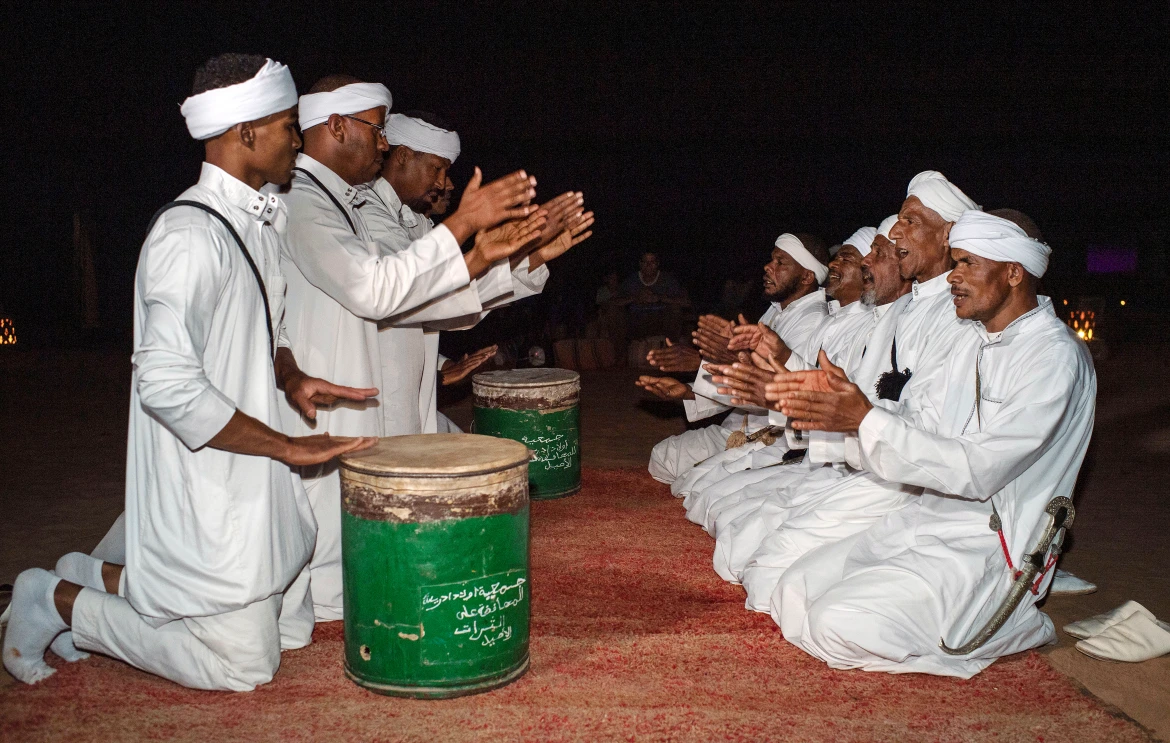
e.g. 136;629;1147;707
473;368;580;409
340;433;530;479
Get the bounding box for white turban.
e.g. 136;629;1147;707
906;170;980;222
298;82;393;131
877;214;899;239
842;226;877;257
949;210;1051;278
385;114;461;164
775;233;829;283
179;58;298;141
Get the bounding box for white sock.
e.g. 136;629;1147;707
49;631;89;662
54;552;106;592
2;568;69;684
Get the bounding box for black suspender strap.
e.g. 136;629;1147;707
292;166;357;234
145;200;275;359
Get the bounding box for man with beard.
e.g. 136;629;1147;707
683;219;911;534
772;209;1096;678
4;55;377;689
671;225;886;520
280;77;545;620
725;171;979;612
639;234;829;485
365;110;591;436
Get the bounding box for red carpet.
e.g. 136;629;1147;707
0;469;1150;742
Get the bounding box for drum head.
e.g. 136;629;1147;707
340;433;530;477
472;368;580;389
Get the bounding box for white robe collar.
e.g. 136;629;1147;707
198;162;286;228
368;177;423;229
294;153;366;207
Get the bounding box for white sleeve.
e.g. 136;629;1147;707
132;224;237;450
284;198;471;321
857;363;1078;500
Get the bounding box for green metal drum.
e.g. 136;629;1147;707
339;433;531;698
472;369;581;500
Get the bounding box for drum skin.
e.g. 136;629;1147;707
339;434;531;698
472;369;581;500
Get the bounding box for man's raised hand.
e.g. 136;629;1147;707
706;360;774;408
441;345;499;386
646;338;701;372
692;314;737;364
283;372;378;422
634;375;695;401
528;211;594;269
533;192;584;249
769;351;871;431
475;209;548;265
445;168;538;246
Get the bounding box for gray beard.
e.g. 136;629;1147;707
861;286;877;304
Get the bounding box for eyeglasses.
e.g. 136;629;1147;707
343;114;386;139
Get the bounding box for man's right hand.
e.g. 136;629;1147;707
692;314;738;364
634;375;695;401
281;434;379;467
445;168;538;246
646;338;701;372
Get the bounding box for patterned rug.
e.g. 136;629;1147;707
0;469;1151;742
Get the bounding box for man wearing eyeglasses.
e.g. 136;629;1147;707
279;75;545;621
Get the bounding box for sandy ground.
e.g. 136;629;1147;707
2;347;1168;739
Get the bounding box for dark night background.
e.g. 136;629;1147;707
1;1;1167;352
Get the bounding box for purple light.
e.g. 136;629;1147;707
1087;246;1137;274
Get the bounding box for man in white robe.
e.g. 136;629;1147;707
280;77;546;620
365;111;589;435
3;54;377;689
772;209;1095;678
694;219;912;540
675;225;886;523
640;233;829;485
730;171;981;609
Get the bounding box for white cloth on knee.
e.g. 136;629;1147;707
297;465;344;621
72;586;284;691
91;512;127;564
648;424;733;485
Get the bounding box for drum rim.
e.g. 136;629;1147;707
339;433;530;476
472;368;581;389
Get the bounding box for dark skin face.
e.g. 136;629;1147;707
383;146;452;212
763;248;815;305
204;106;302;190
860;235;912;305
824;244;865;305
948;248;1037;332
640;252;660;278
304;105;389;185
889;195;954;283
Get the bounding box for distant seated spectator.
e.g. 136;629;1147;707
618;252;691;341
596;269;622;306
618;252;690;308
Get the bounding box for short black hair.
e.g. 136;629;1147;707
401;109;455;132
309;74;363;94
191;53;267;96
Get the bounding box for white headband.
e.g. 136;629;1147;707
385;114;461;164
877;214;898;239
842;226;877;257
950;210;1051;278
906;170;980;222
179;58;298;141
775;233;829;283
298;82;393;131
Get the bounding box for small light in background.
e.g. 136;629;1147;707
1062;299;1068;305
1120;300;1127;306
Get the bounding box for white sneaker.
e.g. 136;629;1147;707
1076;612;1170;663
1049;569;1097;596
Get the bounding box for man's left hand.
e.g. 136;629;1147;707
441;345;499;386
284;372;379;422
706;360;773;408
776;351;872;432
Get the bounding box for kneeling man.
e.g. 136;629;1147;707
4;54;376;689
773;210;1096;678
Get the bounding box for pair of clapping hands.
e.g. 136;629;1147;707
457;169;594;276
638;313;873;433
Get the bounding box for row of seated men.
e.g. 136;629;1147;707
3;53;592;689
637;171;1096;678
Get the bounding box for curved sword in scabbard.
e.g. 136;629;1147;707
939;496;1075;656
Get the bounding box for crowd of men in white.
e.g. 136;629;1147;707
3;54;592;689
2;50;1107;690
638;172;1099;677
